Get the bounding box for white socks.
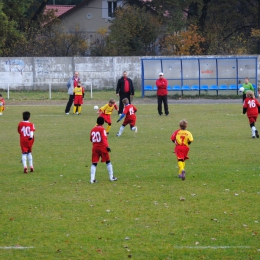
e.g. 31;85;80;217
252;126;256;137
28;153;33;168
22;154;27;168
106;162;114;180
90;165;96;182
118;126;124;136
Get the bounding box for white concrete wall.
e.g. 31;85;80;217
0;56;259;91
0;56;141;91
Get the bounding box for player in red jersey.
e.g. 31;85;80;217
171;119;193;180
90;117;117;183
73;82;85;115
243;90;260;138
0;93;5;115
98;98;118;134
116;98;137;136
17;111;36;173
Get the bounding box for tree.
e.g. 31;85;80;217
161;24;204;55
105;5;161;56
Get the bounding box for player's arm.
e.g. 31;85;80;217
243;107;247;114
117;113;125;122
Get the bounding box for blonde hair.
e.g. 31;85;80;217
179;119;188;130
246;90;254;98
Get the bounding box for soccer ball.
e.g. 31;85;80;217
94;105;99;110
239;87;244;92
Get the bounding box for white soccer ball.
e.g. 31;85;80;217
239;87;244;92
94;105;99;110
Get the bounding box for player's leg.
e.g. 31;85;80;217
117;124;126;136
157;96;163;115
130;123;137;133
106;160;117;181
21;151;28;173
177;159;185;180
90;163;97;183
249;118;257;138
27;152;34;172
78;105;82;115
106;123;111;134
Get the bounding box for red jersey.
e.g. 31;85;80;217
156;78;168;96
17;121;36;146
90;125;109;148
243;98;260;118
123;104;137;120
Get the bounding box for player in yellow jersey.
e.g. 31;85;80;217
98;99;118;134
73;82;85;115
171;119;193;180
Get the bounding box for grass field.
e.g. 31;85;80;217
0;91;260;260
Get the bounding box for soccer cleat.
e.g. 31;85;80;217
78;113;81;115
24;168;28;174
255;130;259;138
178;174;182;178
0;112;2;115
90;179;97;184
106;132;109;135
30;167;34;172
110;176;117;182
181;170;186;181
252;136;256;138
65;113;69;115
116;133;120;137
135;126;138;133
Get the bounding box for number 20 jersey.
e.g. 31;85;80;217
90;125;109;148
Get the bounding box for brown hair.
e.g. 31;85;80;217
122;98;129;105
246;90;254;98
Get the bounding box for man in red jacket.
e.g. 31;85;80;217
156;72;169;116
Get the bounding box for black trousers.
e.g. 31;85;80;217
157;95;169;115
118;93;131;114
65;95;74;113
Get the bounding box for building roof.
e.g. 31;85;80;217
45;5;75;17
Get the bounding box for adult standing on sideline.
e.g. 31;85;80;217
241;77;254;101
116;71;134;115
156;72;169;116
65;71;80;114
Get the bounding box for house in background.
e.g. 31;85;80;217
46;0;123;36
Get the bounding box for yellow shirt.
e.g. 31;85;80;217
74;86;84;96
100;104;117;115
171;129;193;146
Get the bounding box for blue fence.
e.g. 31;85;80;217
141;57;258;97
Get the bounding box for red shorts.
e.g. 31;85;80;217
174;145;190;161
100;114;111;124
123;117;136;127
21;145;33;154
248;116;257;124
74;95;83;105
92;146;110;163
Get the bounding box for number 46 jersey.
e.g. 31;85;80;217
17;121;36;146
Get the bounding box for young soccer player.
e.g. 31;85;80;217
90;117;117;183
17;111;36;173
171;119;193;181
98;99;118;134
243;90;260;138
116;98;137;136
73;82;84;115
0;94;5;115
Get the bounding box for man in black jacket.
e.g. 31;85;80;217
116;71;134;114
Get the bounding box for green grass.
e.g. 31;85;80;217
0;94;260;259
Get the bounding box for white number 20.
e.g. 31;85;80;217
91;131;101;142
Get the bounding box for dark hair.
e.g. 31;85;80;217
96;117;104;125
0;94;2;97
23;111;30;121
